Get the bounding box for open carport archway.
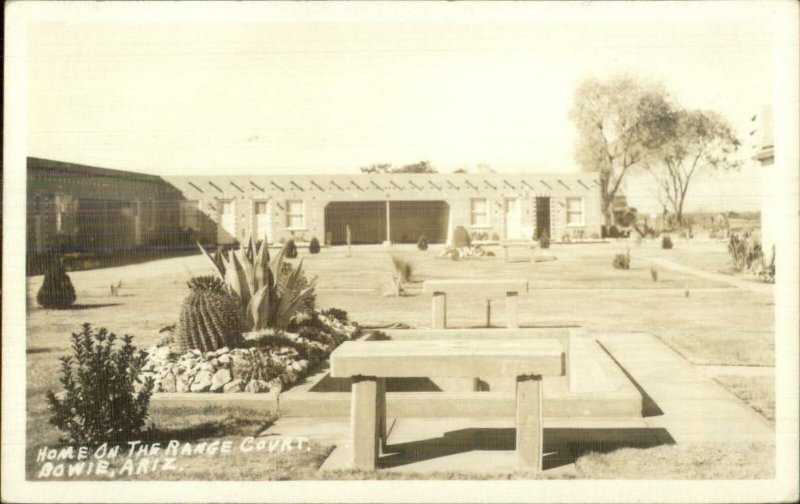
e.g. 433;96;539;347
324;200;450;245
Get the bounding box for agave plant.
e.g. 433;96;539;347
198;235;316;331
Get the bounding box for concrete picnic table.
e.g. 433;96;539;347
422;279;529;329
330;338;564;471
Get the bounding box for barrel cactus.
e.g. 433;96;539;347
176;276;242;353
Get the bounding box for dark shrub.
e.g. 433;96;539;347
662;235;673;249
538;229;550;249
608;225;620;239
452;226;471;248
491;232;500;241
37;256;76;309
321;307;348;324
46;324;154;444
309;237;321;254
284;239;298;258
612;250;631;270
417;235;429;251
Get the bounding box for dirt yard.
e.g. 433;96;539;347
25;238;775;479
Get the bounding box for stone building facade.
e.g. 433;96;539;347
163;172;604;246
27;157;604;258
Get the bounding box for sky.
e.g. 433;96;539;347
26;3;776;212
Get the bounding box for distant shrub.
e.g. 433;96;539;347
284;239;298;258
662;235;673;249
417;235;428;251
538;229;550;249
36;256;76;309
590;232;600;240
390;255;415;283
728;232;763;273
309;237;321;254
453;226;471;248
561;233;571;243
321;307;349;323
46;323;154;444
491;232;500;241
612;250;631;270
608;225;620;239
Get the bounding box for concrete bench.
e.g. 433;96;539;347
500;240;537;263
330;339;564;471
422;279;529;329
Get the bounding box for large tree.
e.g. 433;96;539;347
360;161;437;174
645;109;740;226
569;75;673;227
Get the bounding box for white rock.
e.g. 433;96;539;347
223;379;244;393
161;371;177;393
210;369;232;392
190;371;213;392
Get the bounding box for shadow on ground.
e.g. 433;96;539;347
378;427;675;470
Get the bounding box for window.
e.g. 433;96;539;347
470;198;489;227
286;200;305;229
221;200;235;215
254;201;269;215
566;197;584;226
181;200;200;230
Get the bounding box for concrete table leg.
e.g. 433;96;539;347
350;376;378;470
516;374;543;471
376;378;387;454
506;291;519;328
432;292;447;329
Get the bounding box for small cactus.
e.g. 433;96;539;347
176;276;242;353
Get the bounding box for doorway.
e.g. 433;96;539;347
504;198;522;239
535;197;551;240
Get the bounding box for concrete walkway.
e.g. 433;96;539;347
596;332;774;445
650;257;773;296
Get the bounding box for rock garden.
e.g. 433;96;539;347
140;238;360;395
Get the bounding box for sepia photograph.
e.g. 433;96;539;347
2;1;798;502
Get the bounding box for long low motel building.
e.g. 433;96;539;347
27;157;604;253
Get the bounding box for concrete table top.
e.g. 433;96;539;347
330;339;563;379
422;279;529;294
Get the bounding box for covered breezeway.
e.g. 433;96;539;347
324;200;449;245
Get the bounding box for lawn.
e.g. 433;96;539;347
25;239;774;479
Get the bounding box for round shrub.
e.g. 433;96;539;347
662;235;674;249
417;235;429;251
46;323;154;444
538;229;550;249
452;226;471;248
309;237;321;254
284;239;298;258
37;256;76;309
612;251;631;270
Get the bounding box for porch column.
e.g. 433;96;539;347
384;200;391;245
